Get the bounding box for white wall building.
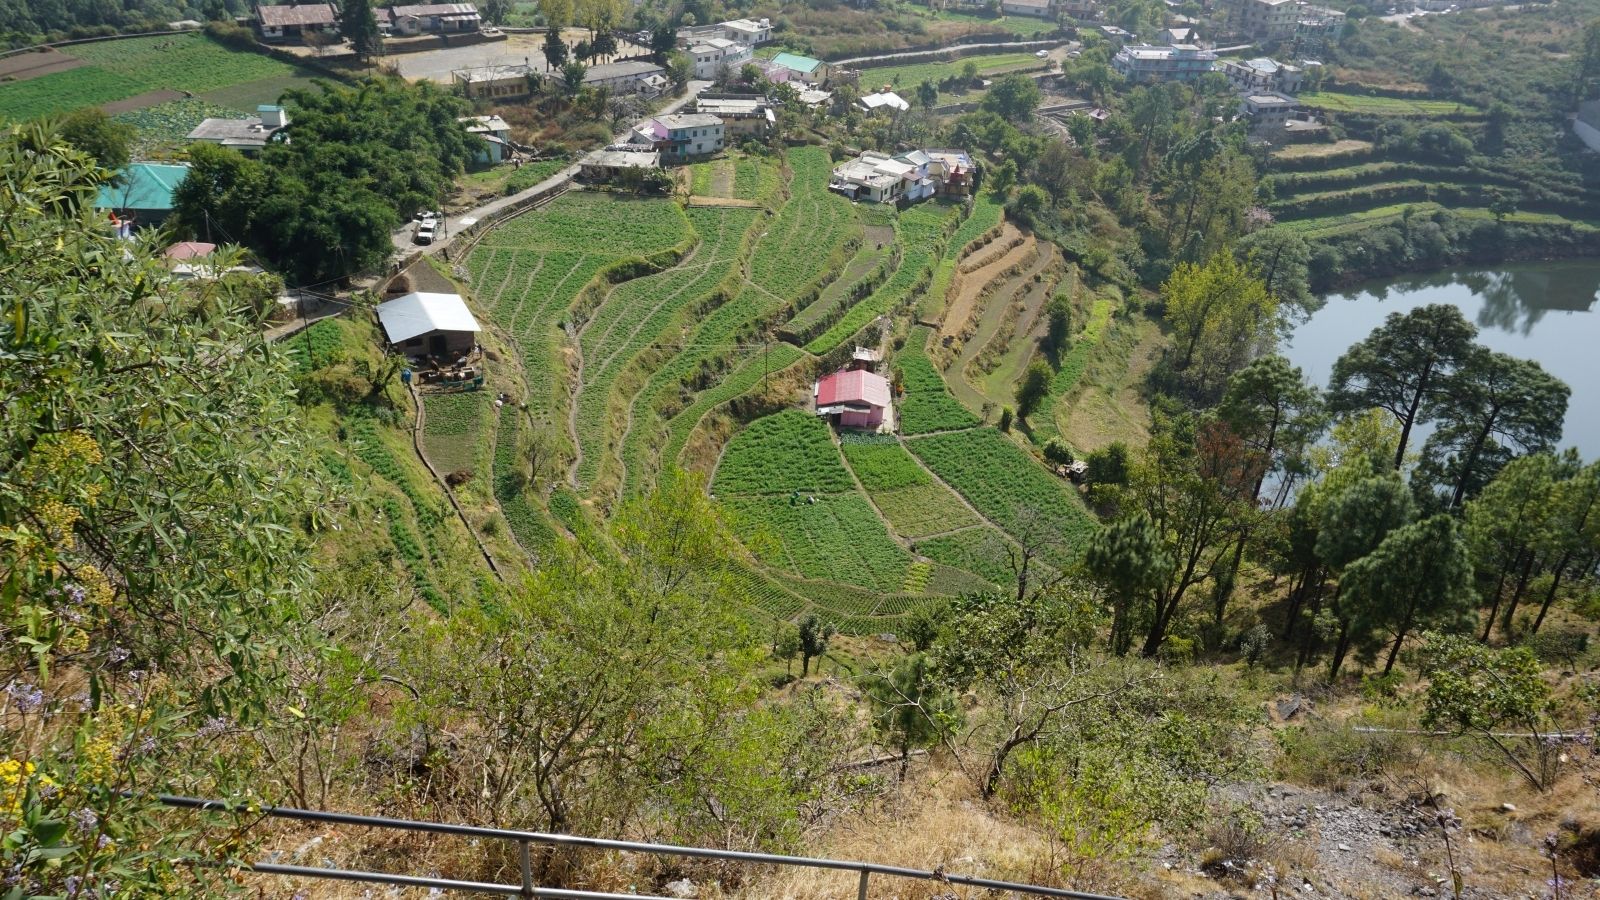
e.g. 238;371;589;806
688;37;752;79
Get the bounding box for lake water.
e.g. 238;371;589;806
1282;260;1600;458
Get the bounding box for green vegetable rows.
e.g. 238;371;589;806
908;428;1095;565
896;326;980;435
712;410;855;495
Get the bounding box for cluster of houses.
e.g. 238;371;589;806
828;149;975;205
579;91;780;180
1100;15;1327;139
254;1;485;43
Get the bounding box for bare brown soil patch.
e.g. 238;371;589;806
939;227;1034;340
100;89;185;114
0;49;84;82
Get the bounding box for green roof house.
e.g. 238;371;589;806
767;51;830;85
96;163;189;227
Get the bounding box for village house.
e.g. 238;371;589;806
1235;0;1299;41
254;2;338;43
680;17;773;46
687;36;752;80
630;113;725;163
1056;0;1097;18
694;94;775;138
763;52;830;86
1239;91;1301;133
1156;25;1200;44
187;104;289;154
1000;0;1053;16
814;365;891;430
583;60;670;96
1295;4;1344;37
858;90;910;114
458;115;513;163
1111;43;1218;83
453;64;538;100
1218;56;1305;94
579;148;661;181
376;291;481;361
96;162;188;229
380;2;481;35
924;149;976;197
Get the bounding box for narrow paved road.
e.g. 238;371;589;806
832;39;1060;67
392;79;712;257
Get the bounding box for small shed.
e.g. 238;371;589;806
376;291;481;359
815;368;891;430
96;163;189;227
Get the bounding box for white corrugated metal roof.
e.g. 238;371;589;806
377;292;480;343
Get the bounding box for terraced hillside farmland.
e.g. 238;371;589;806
622;150;859;495
0;33;317;122
464;193;691;428
571;205;759;495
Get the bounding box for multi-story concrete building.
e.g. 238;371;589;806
1236;0;1299;41
1218;56;1305;93
694;94;775;138
630;113;725;163
687;36;752;79
1239;91;1301;132
1111;43;1218;82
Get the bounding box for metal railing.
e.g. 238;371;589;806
160;795;1124;900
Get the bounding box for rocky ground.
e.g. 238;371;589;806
1153;782;1563;899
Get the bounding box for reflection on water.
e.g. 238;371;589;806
1340;265;1600;336
1290;260;1600;455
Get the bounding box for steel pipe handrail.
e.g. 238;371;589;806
160;794;1125;900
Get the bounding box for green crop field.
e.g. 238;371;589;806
748;146;859;303
0;34;307;122
723;494;913;592
1296;91;1481;117
840;434;981;538
917;526;1016;589
806;202;961;353
897;327;981;434
465;194;691;426
422;391;488;477
713;410;855;496
853;53;1044;95
115;99;250;156
909;427;1095;564
573;205;758;491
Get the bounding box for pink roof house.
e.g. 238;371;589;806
814;368;891;430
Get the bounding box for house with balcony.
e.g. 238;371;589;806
829;147;972;204
694;94;775;138
630;114;725;163
1111;43;1218;82
1218;56;1304;93
1236;0;1299;41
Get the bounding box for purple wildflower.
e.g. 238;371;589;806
70;807;98;834
107;647;129;664
64;583;86;604
196;716;230;739
6;681;44;713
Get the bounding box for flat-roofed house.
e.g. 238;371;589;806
1111;43;1218;82
187;104;290;154
722;17;772;44
694;93;775;137
255;3;338;42
377;292;481;360
579;148;661;181
1239;91;1300;133
814;368;891;430
688;36;751;79
630;113;725;163
1217;56;1304;93
1000;0;1053;17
